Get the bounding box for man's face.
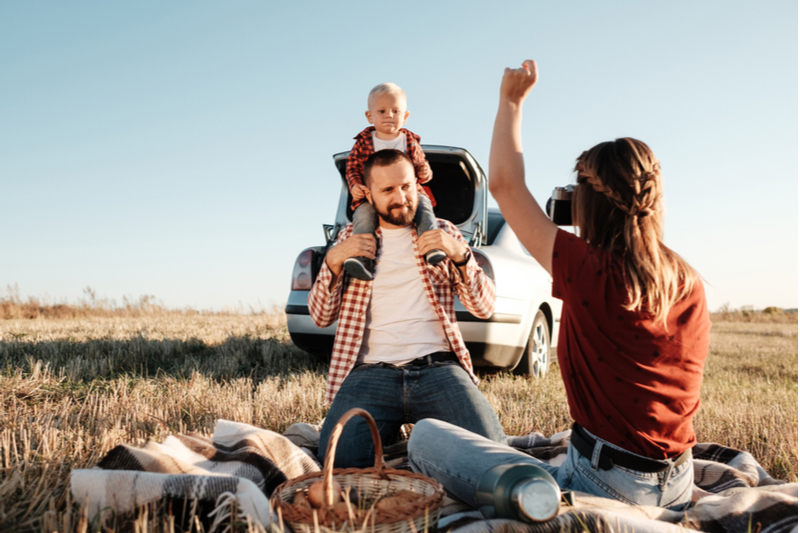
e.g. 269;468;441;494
365;159;418;229
365;92;409;139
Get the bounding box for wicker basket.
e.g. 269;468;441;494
271;408;444;533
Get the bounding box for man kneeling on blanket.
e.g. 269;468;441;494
308;149;506;468
408;60;711;511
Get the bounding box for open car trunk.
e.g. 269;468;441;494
331;146;488;246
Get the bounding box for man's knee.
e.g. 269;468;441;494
319;418;376;468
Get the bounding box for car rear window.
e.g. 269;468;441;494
486;211;505;245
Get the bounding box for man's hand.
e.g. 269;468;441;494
325;233;377;279
500;59;538;106
351;183;369;201
417;230;469;264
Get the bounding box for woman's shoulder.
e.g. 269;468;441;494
553;228;622;269
674;276;710;325
551;228;629;304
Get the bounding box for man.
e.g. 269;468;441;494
309;149;506;468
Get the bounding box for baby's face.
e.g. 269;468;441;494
366;92;410;139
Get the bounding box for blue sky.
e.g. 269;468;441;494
2;1;797;311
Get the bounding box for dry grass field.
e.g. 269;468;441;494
0;297;796;532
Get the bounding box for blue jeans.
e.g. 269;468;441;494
351;194;437;237
408;419;693;510
318;361;506;468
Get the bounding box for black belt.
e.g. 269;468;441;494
571;423;691;473
405;351;459;366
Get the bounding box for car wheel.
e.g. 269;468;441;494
514;310;550;378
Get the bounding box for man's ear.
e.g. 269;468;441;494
365;110;373;124
365;185;373;205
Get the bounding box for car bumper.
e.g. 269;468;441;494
286;290;530;369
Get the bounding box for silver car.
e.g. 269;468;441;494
286;146;561;377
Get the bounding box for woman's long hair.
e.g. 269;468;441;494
572;138;697;326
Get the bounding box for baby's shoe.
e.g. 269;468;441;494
425;249;447;266
344;257;374;281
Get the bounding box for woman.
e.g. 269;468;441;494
407;60;711;510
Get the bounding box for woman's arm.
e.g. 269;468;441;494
488;59;558;276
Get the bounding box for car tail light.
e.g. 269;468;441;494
291;249;314;290
471;249;495;282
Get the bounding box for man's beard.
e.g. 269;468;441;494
376;201;416;227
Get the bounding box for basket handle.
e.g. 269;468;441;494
321;408;386;507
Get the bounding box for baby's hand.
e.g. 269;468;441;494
351;183;369;200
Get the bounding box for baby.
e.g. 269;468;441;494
344;82;444;281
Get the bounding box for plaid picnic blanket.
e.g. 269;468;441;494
70;420;320;528
71;422;797;533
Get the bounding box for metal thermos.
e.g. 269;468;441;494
475;464;560;522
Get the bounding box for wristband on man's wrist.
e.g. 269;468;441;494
451;249;471;267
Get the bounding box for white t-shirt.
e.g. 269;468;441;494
358;226;450;364
371;132;406;153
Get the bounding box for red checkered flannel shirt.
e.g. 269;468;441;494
345;127;432;210
308;219;496;404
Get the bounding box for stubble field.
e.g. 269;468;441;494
0;303;796;532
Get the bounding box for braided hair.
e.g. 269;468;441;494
572;138;697;326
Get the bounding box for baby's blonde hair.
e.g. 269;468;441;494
368;82;406;108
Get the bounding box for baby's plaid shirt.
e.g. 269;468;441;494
345;126;432;210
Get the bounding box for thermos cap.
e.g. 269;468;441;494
512;479;561;522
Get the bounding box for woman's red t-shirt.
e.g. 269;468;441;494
551;229;711;459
